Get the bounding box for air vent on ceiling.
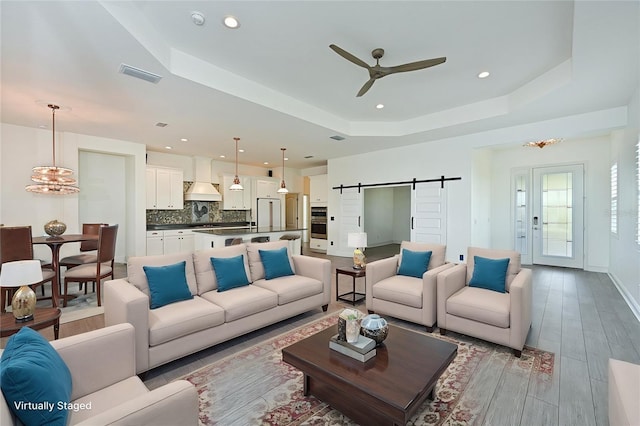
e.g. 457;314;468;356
329;135;345;141
304;155;314;159
119;63;162;84
155;122;168;127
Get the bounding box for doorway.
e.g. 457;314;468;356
532;164;584;268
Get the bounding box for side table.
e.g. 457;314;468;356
336;266;366;305
1;307;61;340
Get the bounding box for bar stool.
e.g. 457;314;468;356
280;234;302;254
251;236;270;243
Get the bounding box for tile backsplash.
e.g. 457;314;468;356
146;182;250;225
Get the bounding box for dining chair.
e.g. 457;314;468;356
59;223;106;269
0;226;57;311
62;224;118;307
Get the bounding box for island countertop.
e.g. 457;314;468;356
193;227;306;236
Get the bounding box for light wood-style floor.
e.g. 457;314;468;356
11;244;639;426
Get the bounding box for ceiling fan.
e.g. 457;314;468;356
329;44;446;97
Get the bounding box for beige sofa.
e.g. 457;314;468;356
609;358;640;426
0;324;198;426
105;240;331;373
365;241;453;332
437;247;532;357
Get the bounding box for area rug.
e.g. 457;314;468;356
182;316;554;425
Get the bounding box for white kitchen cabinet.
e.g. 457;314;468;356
146;168;157;209
146;229;194;255
146;230;164;256
255;179;280;199
221;175;252;210
163;229;195;254
309;237;327;252
309;174;328;204
146;167;184;210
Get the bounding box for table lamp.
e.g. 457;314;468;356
0;260;43;322
347;232;368;270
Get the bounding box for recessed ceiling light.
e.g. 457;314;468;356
180;138;188;142
223;15;240;29
478;71;490;79
263;162;269;165
220;155;226;158
284;157;289;161
238;149;245;153
376;104;384;109
165;146;173;150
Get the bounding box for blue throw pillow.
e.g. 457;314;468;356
397;249;432;278
210;255;251;291
143;261;193;309
0;327;72;426
259;247;294;280
468;256;510;293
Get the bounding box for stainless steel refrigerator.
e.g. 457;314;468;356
256;198;282;228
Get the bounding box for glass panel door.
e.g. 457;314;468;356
532;165;584;268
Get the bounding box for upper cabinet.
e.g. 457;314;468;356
255;179;280;199
146;166;184;210
309;174;328;204
221;174;252;210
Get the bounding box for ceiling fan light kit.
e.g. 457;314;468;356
329;44;446;97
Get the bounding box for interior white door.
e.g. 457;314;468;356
532;164;584;268
410;184;447;244
339;188;363;255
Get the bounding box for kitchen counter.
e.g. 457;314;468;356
193;227;306;253
192;226;306;236
147;222;250;231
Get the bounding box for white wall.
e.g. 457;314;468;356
0;123;147;262
471;149;492;249
490;135;611;272
79;151;127;262
609;87;640;316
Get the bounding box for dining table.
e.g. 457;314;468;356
32;234;99;308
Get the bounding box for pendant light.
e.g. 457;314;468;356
26;104;80;194
277;147;288;194
229;137;243;191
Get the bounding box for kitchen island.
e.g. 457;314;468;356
193;227;305;254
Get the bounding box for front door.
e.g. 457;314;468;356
532;164;584;268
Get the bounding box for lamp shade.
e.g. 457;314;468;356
347;232;368;248
0;260;43;288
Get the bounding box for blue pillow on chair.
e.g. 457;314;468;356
397;249;432;278
143;261;193;309
210;255;251;291
0;327;72;426
259;247;294;280
468;256;510;293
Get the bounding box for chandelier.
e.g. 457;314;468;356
523;138;562;149
277;147;288;194
25;104;79;194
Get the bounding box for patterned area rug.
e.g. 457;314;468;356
182;315;554;425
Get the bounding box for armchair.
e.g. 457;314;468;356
365;241;453;332
0;324;198;425
437;247;532;357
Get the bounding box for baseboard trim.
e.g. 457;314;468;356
609;272;640;322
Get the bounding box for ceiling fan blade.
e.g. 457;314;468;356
356;78;376;97
329;44;370;69
387;57;446;74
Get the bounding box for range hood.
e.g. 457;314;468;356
184;157;222;202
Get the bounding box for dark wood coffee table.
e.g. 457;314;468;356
1;307;62;340
282;323;457;426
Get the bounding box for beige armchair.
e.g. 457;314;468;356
1;324;199;426
437;247;532;357
365;241;453;332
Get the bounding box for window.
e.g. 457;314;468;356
611;162;618;234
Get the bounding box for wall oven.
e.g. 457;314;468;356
310;206;327;239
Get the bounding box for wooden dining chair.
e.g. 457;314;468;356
0;226;57;311
63;224;118;307
59;223;106;269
